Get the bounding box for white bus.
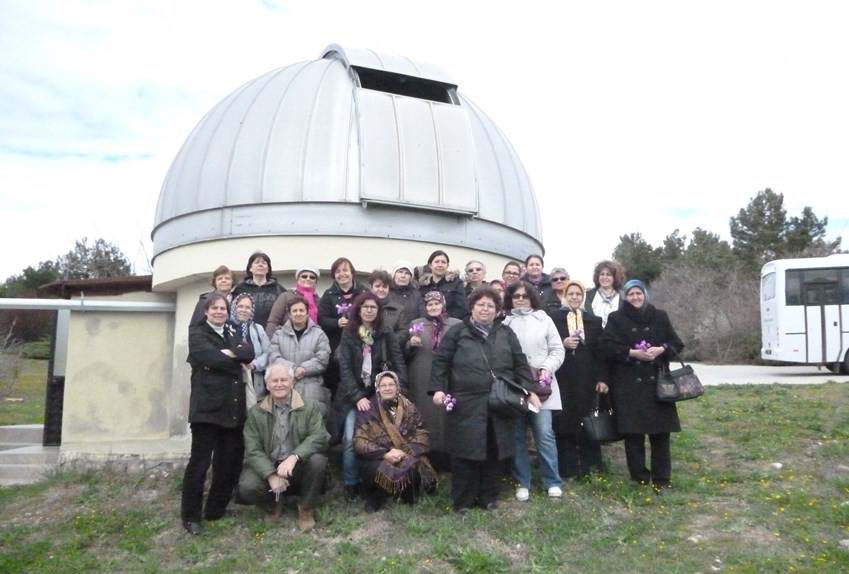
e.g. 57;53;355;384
761;253;849;373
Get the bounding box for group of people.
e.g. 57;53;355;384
180;250;685;534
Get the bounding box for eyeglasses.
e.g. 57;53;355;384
467;267;483;273
551;276;568;282
299;274;317;280
512;293;529;300
474;302;496;309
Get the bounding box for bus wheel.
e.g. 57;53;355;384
842;351;849;375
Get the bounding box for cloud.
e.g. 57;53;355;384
1;0;847;283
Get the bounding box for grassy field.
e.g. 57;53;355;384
0;357;47;426
1;383;848;573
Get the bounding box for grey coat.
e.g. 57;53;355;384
268;319;332;414
401;316;461;452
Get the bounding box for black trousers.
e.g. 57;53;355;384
556;432;603;479
237;454;328;510
623;433;671;484
450;421;501;510
181;423;244;522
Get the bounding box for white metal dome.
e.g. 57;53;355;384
152;45;543;259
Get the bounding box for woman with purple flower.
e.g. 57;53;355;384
502;281;566;501
402;291;461;466
598;279;684;490
335;292;408;499
546;279;609;480
430;286;536;513
318;257;366;400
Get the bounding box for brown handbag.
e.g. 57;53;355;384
656;349;705;403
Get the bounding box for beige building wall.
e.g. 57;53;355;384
61;306;180;461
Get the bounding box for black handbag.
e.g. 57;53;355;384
580;392;622;443
478;343;530;419
656;349;705;403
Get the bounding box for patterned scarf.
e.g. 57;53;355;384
563;280;586;341
229;293;255;341
423;291;447;351
358;325;374;387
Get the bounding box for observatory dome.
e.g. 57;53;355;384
152;45;543;261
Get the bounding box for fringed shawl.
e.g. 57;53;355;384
353;395;437;495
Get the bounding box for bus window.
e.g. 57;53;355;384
785;270;802;305
762;272;776;301
842;269;849;304
802;269;840;306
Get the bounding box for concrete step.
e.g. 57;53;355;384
0;463;53;481
0;424;44;444
0;478;36;487
0;446;59;465
0;442;39;452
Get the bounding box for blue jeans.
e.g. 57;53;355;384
512;409;562;489
342;408;360;487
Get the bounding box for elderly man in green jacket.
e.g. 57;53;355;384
238;362;329;531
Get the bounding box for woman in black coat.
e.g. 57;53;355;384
417;250;467;319
430;286;538;513
318;257;366;399
336;292;408;497
598;279;684;489
181;293;254;535
546;279;609;479
230;252;287;328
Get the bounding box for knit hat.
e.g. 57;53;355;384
423;291;446;305
295;266;320;280
623;279;649;301
392;260;415;277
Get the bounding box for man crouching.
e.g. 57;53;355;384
238;362;328;531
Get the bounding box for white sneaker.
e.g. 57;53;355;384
547;486;563;498
515;487;530;502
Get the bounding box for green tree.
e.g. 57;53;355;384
683;228;735;271
56;237;132;280
729;188;787;265
1;261;61;298
661;229;686;264
784;206;840;255
729;189;839;266
612;232;663;284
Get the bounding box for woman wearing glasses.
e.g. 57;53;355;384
542;266;570;306
502;281;565;501
501;261;523;286
336;292;408;498
430;286;537;513
265;267;322;337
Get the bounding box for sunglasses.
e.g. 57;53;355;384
551;276;568;282
299;274;317;280
467;267;483;273
512;293;529;300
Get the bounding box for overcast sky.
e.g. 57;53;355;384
2;0;847;284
